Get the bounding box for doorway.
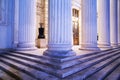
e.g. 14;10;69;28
72;8;80;45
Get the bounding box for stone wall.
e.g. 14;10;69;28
0;0;14;49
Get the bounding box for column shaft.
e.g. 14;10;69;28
80;0;99;50
18;0;36;50
44;0;75;57
118;0;120;44
97;0;111;48
110;0;118;47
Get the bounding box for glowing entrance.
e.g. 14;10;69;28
72;8;80;45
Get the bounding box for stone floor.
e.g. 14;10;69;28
14;46;99;56
0;46;120;80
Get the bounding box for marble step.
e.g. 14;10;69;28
56;51;120;78
104;65;120;80
63;55;120;80
0;48;120;79
0;55;59;80
0;61;36;80
12;47;119;63
38;47;120;62
3;49;118;72
1;50;120;78
0;64;22;80
0;54;59;78
5;48;120;70
96;63;120;80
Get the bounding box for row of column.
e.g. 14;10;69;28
17;0;120;57
97;0;119;48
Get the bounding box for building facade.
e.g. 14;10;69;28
0;0;120;79
0;0;120;51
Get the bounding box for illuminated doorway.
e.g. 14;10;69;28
72;8;80;45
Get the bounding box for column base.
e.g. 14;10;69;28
80;43;100;51
43;50;76;58
111;43;118;48
98;44;112;49
79;47;100;51
41;50;78;78
16;47;37;51
17;42;37;51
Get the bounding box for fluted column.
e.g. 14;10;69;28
44;0;75;57
80;0;99;50
110;0;118;47
118;0;120;45
97;0;111;48
17;0;36;50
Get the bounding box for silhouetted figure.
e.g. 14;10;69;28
38;23;45;39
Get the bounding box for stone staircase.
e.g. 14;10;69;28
0;48;120;80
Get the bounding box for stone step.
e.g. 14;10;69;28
104;65;120;80
6;51;119;77
56;51;120;78
4;52;60;69
62;49;120;69
10;47;118;63
0;64;23;80
6;48;120;70
0;59;40;80
98;63;120;80
0;48;120;79
63;54;120;80
4;49;116;72
0;54;61;78
0;66;18;80
0;55;59;80
41;47;120;62
1;49;120;78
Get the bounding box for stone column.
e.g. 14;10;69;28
118;0;120;45
17;0;37;50
44;0;75;57
97;0;111;48
110;0;118;47
80;0;99;50
13;0;19;48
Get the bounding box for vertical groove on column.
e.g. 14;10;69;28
61;0;64;43
48;0;72;51
97;0;111;48
110;0;118;47
81;0;99;50
118;0;120;44
18;0;36;49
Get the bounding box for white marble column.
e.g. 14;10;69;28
44;0;76;57
97;0;111;48
110;0;118;47
17;0;37;50
13;0;19;48
118;0;120;45
80;0;99;50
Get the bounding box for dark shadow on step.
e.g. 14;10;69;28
0;65;22;80
0;59;39;80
